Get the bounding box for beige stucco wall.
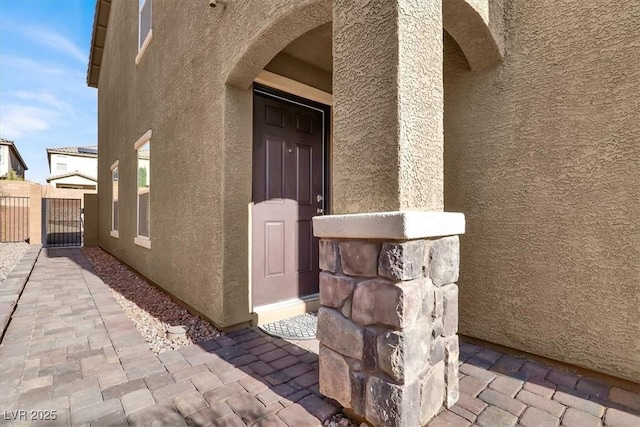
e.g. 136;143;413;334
332;0;445;213
41;186;96;207
0;181;41;244
443;2;640;381
1;181;96;245
96;0;332;328
96;0;638;380
83;194;99;247
265;52;332;94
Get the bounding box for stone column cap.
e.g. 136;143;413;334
313;211;465;240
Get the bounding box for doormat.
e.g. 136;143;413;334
258;311;317;340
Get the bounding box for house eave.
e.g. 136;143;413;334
87;0;112;88
46;172;98;183
0;140;29;171
47;149;98;159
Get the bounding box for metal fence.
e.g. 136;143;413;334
0;196;30;243
42;198;82;247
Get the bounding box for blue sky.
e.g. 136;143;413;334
0;0;97;184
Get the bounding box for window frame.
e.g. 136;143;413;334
135;0;153;65
134;130;152;249
110;160;119;238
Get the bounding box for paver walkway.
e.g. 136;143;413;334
1;248;639;427
0;245;40;336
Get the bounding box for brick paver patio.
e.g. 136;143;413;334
1;248;638;426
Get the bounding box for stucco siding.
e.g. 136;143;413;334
443;2;640;381
98;0;228;326
96;0;639;380
265;52;332;94
97;0;332;328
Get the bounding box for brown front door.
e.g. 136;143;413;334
252;87;327;307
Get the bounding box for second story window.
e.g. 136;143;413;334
57;163;67;171
136;0;152;65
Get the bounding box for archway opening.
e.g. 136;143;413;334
263;22;333;95
249;22;334;315
220;0;502;325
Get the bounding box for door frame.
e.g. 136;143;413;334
250;71;333;322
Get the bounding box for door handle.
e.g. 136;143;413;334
316;194;324;203
316;208;324;214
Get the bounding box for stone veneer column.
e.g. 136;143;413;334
328;0;457;424
314;212;464;426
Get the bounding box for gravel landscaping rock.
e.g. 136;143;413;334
323;413;360;427
0;242;30;283
82;247;222;353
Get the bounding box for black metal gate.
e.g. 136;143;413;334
42;198;82;247
0;196;30;243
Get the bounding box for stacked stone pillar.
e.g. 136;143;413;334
326;0;458;424
314;216;463;427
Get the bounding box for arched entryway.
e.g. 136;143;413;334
219;0;333;325
220;0;503;325
218;1;505;424
225;0;502;91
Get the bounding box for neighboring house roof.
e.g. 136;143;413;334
0;138;29;171
46;171;98;183
87;0;112;88
47;145;98;169
47;146;98;156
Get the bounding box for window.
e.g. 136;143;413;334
134;130;151;248
137;143;150;238
136;0;152;65
110;161;119;238
56;163;67;171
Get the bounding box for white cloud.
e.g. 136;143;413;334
0;104;60;139
11;91;75;116
0;55;67;75
0;55;93;105
0;18;96;183
24;27;87;64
